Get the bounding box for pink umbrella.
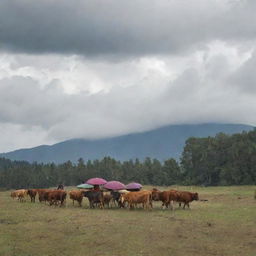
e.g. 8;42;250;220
86;177;107;185
126;182;142;190
103;181;126;190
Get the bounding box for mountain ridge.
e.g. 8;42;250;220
1;123;254;163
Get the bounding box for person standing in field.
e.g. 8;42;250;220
57;184;64;190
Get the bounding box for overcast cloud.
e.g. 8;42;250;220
0;0;255;152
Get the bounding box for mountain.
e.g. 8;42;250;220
0;123;254;163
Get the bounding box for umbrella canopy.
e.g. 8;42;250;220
126;182;142;190
103;181;126;190
77;183;94;189
86;177;107;185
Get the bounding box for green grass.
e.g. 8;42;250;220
0;186;255;256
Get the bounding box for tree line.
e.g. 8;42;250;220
0;129;255;189
181;129;256;186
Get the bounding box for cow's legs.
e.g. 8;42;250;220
161;201;169;209
169;200;174;210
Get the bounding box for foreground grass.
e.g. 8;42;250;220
0;186;255;256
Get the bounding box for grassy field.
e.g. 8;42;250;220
0;186;255;256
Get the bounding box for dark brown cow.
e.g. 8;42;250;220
47;190;67;206
83;190;104;209
37;189;52;203
27;189;37;202
103;194;113;208
175;191;199;209
69;190;84;207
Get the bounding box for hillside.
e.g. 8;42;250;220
0;123;254;163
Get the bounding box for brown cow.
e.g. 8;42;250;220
27;189;37;202
11;191;17;200
175;191;199;209
11;189;28;202
152;189;178;210
47;190;67;206
120;191;152;210
69;190;84;207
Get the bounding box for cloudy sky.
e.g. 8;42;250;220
0;0;255;152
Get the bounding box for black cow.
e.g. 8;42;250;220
83;191;104;209
110;191;126;208
110;191;120;204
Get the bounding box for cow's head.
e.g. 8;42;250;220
193;192;199;201
83;191;91;197
151;190;160;201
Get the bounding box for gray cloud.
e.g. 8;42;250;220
229;51;256;93
0;76;67;127
0;0;255;56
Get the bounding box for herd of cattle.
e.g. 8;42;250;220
10;188;199;210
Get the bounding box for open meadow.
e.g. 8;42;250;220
0;186;255;256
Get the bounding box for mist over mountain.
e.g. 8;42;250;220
0;123;254;164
